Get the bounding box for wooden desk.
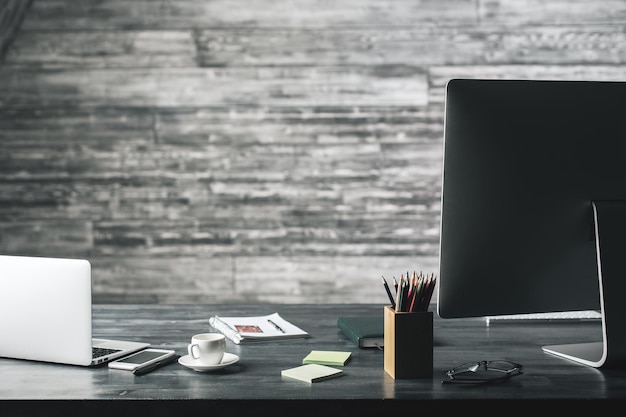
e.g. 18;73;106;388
1;304;624;414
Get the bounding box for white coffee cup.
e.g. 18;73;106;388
188;333;226;365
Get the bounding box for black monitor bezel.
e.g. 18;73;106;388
438;78;626;319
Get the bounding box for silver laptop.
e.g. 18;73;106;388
0;254;150;366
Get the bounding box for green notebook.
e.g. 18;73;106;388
281;363;344;383
302;350;352;366
337;315;384;348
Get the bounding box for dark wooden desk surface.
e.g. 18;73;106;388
1;304;624;414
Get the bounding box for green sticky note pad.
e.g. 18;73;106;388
302;350;352;366
282;363;344;383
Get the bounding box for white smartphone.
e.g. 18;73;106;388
108;348;176;371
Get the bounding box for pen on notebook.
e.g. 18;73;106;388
382;276;396;308
268;319;285;333
133;354;180;376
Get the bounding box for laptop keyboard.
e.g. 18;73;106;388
92;346;121;359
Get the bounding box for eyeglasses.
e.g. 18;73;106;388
442;360;523;385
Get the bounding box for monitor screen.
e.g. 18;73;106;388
437;78;626;368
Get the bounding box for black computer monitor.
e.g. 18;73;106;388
437;78;626;368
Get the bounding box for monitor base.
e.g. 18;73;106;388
542;342;604;367
540;202;626;368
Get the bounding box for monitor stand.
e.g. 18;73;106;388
542;201;626;368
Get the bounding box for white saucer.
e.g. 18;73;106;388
178;352;240;372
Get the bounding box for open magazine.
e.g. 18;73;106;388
208;312;309;344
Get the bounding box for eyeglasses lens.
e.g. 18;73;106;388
445;360;522;384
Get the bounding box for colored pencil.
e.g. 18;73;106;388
382;276;396;308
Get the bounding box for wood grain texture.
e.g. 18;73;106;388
18;0;479;29
0;0;33;61
0;0;625;304
0;303;621;410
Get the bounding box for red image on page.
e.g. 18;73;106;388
235;324;263;333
